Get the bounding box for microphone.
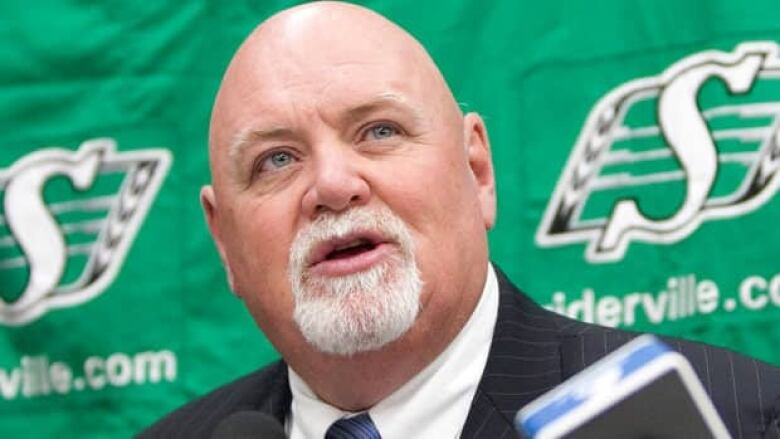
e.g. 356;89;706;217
211;411;286;439
515;335;730;438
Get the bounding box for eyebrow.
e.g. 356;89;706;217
342;92;425;126
227;92;424;161
228;127;296;163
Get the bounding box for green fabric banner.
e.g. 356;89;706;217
1;1;779;437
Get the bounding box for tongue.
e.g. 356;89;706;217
327;243;375;260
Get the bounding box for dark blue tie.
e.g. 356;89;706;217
324;413;382;439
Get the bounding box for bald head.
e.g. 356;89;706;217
208;1;462;175
200;1;495;408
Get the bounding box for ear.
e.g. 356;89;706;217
463;112;496;229
200;185;238;294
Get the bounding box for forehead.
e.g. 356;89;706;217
210;25;444;152
236;48;425;116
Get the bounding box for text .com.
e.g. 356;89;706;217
0;350;176;400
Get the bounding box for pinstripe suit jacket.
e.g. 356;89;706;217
140;269;780;438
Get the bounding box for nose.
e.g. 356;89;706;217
301;147;370;218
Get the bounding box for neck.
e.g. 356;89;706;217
297;321;461;410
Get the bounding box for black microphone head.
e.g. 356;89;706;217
211;411;286;439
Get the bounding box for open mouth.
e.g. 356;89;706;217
308;232;392;276
325;238;378;260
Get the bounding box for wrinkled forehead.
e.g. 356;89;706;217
218;54;425;132
209;11;453;161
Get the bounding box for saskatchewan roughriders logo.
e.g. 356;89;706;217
0;138;170;325
537;41;780;263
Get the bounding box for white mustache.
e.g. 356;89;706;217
289;206;412;276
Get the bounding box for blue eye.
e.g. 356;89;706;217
257;150;296;174
268;151;292;167
366;124;399;140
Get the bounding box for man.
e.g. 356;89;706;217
141;2;780;438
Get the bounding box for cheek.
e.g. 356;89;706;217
222;197;299;318
388;152;476;234
376;148;486;297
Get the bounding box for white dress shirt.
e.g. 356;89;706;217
287;264;499;439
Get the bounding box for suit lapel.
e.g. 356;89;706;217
252;361;293;426
461;269;567;439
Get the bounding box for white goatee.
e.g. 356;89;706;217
288;206;422;356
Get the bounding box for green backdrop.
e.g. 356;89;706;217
1;1;779;437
